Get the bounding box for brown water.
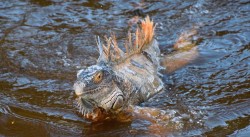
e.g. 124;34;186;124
0;0;249;136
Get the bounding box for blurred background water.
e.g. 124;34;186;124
0;0;249;136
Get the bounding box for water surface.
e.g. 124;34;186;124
0;0;249;136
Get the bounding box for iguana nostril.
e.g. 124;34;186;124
112;96;124;110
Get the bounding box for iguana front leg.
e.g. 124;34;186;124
161;27;199;73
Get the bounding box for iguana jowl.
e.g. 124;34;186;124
73;16;164;121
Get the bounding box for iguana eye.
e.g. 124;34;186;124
93;71;103;84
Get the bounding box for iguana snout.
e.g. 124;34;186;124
74;64;125;119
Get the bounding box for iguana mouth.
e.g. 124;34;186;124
77;93;124;119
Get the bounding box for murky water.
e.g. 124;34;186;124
0;0;249;136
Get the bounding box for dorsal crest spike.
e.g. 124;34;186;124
97;16;155;65
96;36;107;63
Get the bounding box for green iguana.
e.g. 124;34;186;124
73;16;198;122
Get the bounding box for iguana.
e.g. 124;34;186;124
73;16;198;122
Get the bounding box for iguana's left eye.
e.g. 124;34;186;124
93;71;103;84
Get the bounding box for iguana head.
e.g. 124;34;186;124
74;62;125;119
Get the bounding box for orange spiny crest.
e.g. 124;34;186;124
134;16;155;52
141;16;154;44
100;16;155;64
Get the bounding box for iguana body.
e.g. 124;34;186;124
73;16;198;121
